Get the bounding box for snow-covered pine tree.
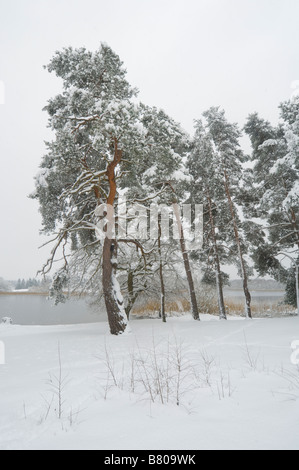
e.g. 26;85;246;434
32;45;144;335
188;119;237;320
244;97;299;307
203;108;253;318
278;98;299;251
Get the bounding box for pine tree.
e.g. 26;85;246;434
188;120;235;319
32;45;143;335
244;97;299;304
203;108;253;318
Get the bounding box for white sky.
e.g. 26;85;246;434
0;0;299;280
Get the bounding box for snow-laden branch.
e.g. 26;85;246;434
69;114;104;134
60;169;108;200
272;231;299;247
131;186;167;204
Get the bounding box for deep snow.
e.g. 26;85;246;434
0;314;298;450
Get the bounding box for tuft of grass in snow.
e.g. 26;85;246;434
97;334;235;409
45;343;70;420
98;335;195;406
242;333;261;371
276;365;299;401
197;349;216;388
39;342;84;430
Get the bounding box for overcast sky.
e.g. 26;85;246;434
0;0;299;280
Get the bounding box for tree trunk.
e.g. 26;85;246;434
158;213;166;323
207;191;227;320
173;203;200;321
223;170;252;319
102;138;128;335
102;238;127;335
125;270;133;320
125;270;140;320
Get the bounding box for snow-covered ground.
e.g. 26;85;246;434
0;314;298;450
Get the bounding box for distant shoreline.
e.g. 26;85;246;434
0;291;49;296
0;291;87;297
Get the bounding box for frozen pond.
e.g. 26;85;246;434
0;294;105;326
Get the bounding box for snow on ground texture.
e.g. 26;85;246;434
0;315;298;450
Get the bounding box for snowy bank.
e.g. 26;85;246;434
0;315;298;450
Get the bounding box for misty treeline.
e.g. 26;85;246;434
31;45;299;335
0;277;52;292
15;278;40;290
14;277;52;291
